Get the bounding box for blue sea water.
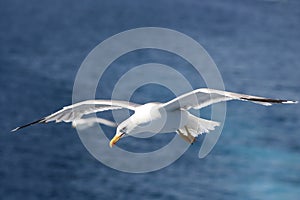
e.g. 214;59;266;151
1;0;300;199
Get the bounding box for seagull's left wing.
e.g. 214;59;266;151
162;88;297;111
12;100;140;132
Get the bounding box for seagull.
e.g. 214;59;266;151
12;88;297;147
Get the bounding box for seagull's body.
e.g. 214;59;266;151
12;88;297;146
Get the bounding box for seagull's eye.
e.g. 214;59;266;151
120;127;127;134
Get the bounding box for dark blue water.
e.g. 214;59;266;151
1;0;300;199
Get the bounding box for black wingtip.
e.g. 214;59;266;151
11;118;46;133
240;97;298;104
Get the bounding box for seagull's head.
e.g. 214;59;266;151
109;127;126;147
109;119;137;147
109;103;162;147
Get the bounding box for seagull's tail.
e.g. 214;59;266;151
177;114;220;143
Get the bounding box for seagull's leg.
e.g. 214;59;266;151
184;126;191;136
190;137;196;144
177;129;193;144
184;126;196;144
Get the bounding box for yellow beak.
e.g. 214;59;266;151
109;134;123;147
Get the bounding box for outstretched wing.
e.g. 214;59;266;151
162;88;297;111
12;100;140;132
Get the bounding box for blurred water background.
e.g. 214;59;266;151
1;0;300;199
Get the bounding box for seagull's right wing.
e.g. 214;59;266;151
12;100;140;132
162;88;297;111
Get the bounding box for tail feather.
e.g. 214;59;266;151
177;114;220;143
